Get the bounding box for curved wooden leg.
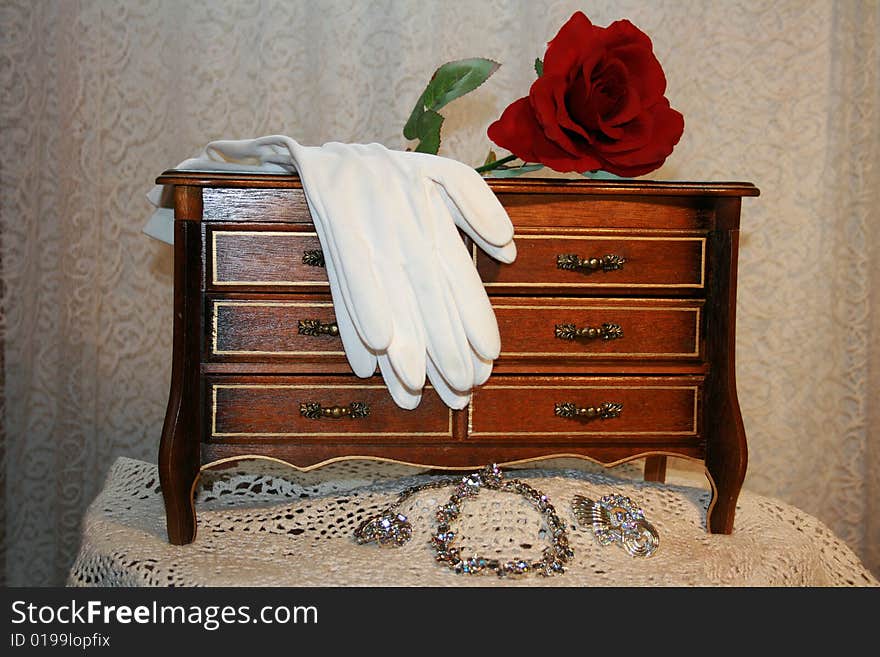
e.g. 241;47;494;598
158;215;202;545
159;398;199;545
705;414;747;534
643;456;667;483
704;222;749;534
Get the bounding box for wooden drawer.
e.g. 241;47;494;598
468;376;702;442
495;297;702;362
207;376;454;442
199;185;713;228
477;230;705;295
207;295;346;362
208;226;329;290
496;192;713;230
206;295;702;365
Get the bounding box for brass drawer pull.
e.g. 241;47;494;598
298;319;339;337
300;401;371;420
557;253;625;272
555;322;623;341
555;401;623;420
302;249;325;267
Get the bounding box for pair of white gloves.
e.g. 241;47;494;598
145;136;516;410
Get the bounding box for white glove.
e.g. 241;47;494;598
145;136;516;410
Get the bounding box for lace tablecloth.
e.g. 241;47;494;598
68;457;878;587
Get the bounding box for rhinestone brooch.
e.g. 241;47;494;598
572;493;659;558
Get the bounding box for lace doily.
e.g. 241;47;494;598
68;457;878;587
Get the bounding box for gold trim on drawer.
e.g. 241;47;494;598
495;305;701;358
211;300;346;356
211;384;453;437
211;230;327;286
474;235;706;288
467;385;699;437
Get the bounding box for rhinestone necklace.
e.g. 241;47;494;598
354;463;574;577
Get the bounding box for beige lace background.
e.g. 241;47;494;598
2;0;878;585
68;458;878;587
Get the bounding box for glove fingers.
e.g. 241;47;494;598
380;271;427;391
471;347;494;387
421;273;474;392
466;225;518;264
426;355;471;410
378;354;422;410
429;158;514;248
324;258;378;378
289;145;393;350
404;189;474;391
424;184;502;361
374;150;475;391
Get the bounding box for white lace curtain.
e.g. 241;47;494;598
2;0;878;585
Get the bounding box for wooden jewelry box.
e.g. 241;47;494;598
155;171;759;545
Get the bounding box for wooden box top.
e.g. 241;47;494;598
157;170;760;198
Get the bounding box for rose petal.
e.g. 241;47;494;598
603;19;655;56
585;57;637;139
599;99;684;171
487;95;604;173
609;44;666;107
604;20;667;101
529;75;588;156
594;110;654;154
554;66;598;143
487;97;542;163
543;11;602;78
595;61;642;127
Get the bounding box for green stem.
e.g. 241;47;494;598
474;154;517;173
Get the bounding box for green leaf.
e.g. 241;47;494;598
424;57;500;111
413;109;443;154
404;58;500;143
483;150;497;167
535;58;544;78
485;163;545;178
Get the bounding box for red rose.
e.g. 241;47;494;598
487;12;684;177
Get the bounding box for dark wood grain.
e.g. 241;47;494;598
493;297;703;362
208;225;328;289
203;187;311;223
208;295;343;361
703;200;749;534
208;375;454;442
173;184;203;222
201;442;706;470
479;230;705;295
158;203;202;545
157;170;759;198
643;456;668;482
200;360;709;376
154;173;759;544
468;375;702;440
205;293;703;365
499;194;713;229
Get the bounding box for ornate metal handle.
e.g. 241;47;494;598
302;249;325;267
555;402;623;419
555;322;623;341
298;319;339;337
557;254;625;272
300;401;371;419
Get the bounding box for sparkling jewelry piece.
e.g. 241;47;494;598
353;511;413;547
572;493;659;558
430;464;573;577
353;464;574;577
353;478;456;547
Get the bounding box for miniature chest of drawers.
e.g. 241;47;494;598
156;171;759;544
